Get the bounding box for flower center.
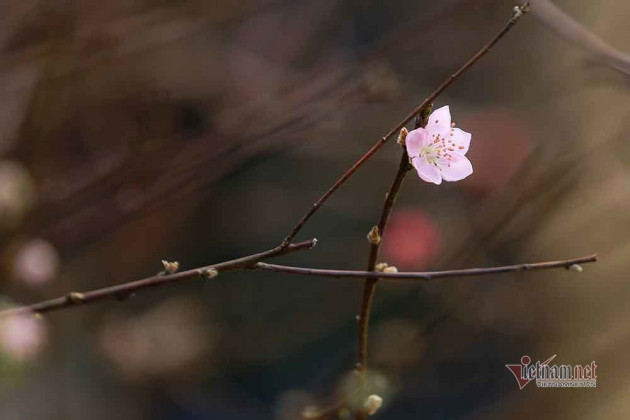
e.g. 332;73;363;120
419;145;440;165
417;131;460;168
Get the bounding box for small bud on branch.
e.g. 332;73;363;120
363;395;383;416
375;262;388;272
161;260;180;274
396;127;408;146
66;292;85;304
367;226;381;245
201;268;219;279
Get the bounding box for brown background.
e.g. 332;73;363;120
0;0;628;418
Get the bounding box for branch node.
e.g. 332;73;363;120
420;103;433;126
161;260;179;274
66;292;85;304
201;268;219;279
363;395;383;416
366;226;381;245
396;127;408;146
374;262;398;273
513;2;530;18
513;5;524;18
375;262;388;272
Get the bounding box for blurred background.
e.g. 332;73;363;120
0;0;628;418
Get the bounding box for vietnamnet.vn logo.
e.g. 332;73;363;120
506;355;597;389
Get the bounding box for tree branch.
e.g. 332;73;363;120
285;3;533;418
355;123;420;419
254;254;598;280
282;2;531;246
1;239;317;317
358;151;411;356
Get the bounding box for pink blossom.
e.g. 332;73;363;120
13;239;60;285
405;106;472;185
0;313;47;361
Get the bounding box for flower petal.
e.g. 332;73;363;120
449;128;471;155
412;158;442;185
405;128;428;157
440;153;473;182
425;105;451;136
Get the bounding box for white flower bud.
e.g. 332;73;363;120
383;266;398;273
67;292;85;303
367;226;381;245
375;262;388;272
161;260;179;274
396;127;409;146
202;268;218;279
364;394;383;416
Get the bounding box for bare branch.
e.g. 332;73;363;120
254;254;598;281
1;239;317;317
354;111;426;419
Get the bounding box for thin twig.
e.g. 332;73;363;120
282;139;388;247
282;2;531;247
355;127;419;419
383;1;530;143
358;151;411;355
254;254;598;280
1;239;317;317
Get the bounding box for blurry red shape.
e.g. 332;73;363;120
382;208;441;270
460;108;533;193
